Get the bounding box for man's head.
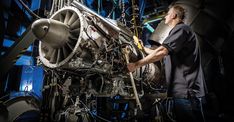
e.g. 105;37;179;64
164;5;185;26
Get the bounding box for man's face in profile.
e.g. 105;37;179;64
164;8;175;25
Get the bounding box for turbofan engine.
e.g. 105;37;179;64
32;2;162;96
31;1;164;121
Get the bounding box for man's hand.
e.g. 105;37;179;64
127;63;137;72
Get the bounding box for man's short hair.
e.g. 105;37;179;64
170;5;186;21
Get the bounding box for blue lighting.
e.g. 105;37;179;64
19;66;44;99
3;39;33;52
16;25;26;37
111;95;128;119
14;0;32;20
3;39;14;47
2;39;34;65
15;55;34;65
30;0;41;11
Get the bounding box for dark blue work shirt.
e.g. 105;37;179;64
162;23;206;98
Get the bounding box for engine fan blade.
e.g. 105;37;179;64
45;48;54;59
49;49;58;63
66;42;74;50
68;34;78;41
64;11;71;24
59;14;65;22
70;20;80;30
56;48;63;63
68;12;78;26
62;46;70;58
68;39;77;47
41;44;49;52
70;28;80;37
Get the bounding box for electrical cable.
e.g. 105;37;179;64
84;25;99;47
49;0;55;16
18;0;41;19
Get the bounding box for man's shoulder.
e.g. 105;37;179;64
173;23;192;35
176;23;190;30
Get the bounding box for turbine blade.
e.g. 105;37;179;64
64;10;71;24
49;49;57;63
68;12;78;26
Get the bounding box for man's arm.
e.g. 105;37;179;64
133;35;158;55
144;45;160;54
128;46;168;72
144;47;154;54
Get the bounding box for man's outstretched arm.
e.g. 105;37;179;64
127;46;168;72
144;47;155;54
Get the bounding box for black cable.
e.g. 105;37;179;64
107;5;117;18
84;26;99;48
18;0;41;20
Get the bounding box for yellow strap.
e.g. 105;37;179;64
133;36;143;50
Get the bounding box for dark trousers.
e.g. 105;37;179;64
173;97;205;122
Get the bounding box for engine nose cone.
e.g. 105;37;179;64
31;19;50;40
32;18;71;48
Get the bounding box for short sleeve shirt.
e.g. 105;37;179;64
162;23;206;98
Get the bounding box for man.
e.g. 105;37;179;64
128;5;206;122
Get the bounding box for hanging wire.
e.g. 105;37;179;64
57;0;60;10
18;0;41;19
130;0;139;37
98;0;101;14
119;0;126;25
49;0;55;16
60;0;64;9
67;0;70;6
49;0;74;16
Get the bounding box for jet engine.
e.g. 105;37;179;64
32;1;164;121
